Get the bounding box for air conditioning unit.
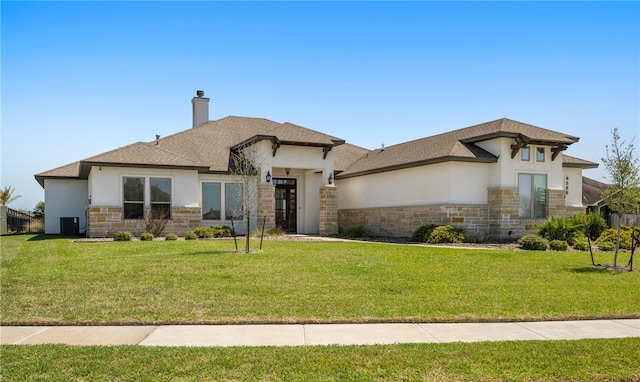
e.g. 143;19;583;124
60;217;79;236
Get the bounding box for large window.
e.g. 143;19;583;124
518;174;547;218
202;182;243;221
150;178;171;219
202;183;221;220
123;177;144;219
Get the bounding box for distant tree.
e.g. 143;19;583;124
600;128;640;268
0;186;20;206
33;201;45;219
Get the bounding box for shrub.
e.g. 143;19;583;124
338;225;370;239
597;241;615;252
426;225;464;244
193;225;234;238
537;216;580;242
411;224;438;243
569;212;607;242
573;238;590;251
518;234;548;250
595;227;634;250
185;231;198;240
145;209;168;237
549;240;569;251
165;233;178;241
140;232;154;241
113;231;133;241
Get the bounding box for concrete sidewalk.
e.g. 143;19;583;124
2;319;638;347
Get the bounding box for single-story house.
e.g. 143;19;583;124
35;90;598;240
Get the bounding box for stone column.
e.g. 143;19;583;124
547;189;567;218
488;187;520;241
319;186;338;236
258;184;276;231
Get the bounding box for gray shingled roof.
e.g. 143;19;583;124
338;118;583;178
562;154;599;169
582;176;610;205
35;116;352;186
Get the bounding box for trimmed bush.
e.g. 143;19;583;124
549;240;569;251
113;231;133;241
165;233;178;241
573;238;590;251
595;227;634;250
185;231;198;240
193;225;234;239
518;234;548;251
426;225;464;244
140;232;154;241
597;241;615;252
411;224;438;243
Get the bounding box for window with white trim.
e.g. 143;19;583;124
536;147;545;162
521;147;530;161
202;182;221;220
518;173;547;218
123;177;144;220
150;178;171;219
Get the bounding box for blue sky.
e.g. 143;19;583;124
2;1;639;212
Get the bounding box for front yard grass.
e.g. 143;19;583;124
1;234;638;325
2;339;639;381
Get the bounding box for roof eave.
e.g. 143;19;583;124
563;162;599;169
337;156;498;180
80;161;211;177
461;132;578;146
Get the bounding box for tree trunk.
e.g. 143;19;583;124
614;214;622;268
245;211;251;253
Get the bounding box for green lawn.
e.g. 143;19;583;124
1;234;638;325
2;339;639;381
2;234;639;381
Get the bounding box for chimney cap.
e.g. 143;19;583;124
196;90;205;97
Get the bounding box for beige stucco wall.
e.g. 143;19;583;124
44;178;88;234
337;162;492;210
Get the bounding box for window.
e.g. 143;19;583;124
536;147;545;162
225;183;243;220
123;177;144;219
518;173;547;218
202;182;221;220
201;182;244;220
521;147;530;161
150;178;171;219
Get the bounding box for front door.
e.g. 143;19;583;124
274;178;297;233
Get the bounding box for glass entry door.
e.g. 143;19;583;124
274;178;297;233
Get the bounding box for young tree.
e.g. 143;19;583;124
33;201;45;219
0;186;20;206
601;128;640;268
229;145;263;253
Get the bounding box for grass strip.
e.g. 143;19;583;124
2;338;639;381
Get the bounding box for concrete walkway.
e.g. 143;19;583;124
2;319;638;347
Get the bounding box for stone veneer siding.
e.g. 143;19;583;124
88;206;201;238
257;184;276;231
338;204;489;239
339;187;577;241
319;186;338;236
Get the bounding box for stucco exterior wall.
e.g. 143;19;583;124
337;162;492;210
89;166;199;207
44;179;88;234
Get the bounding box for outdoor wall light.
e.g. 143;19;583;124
328;172;333;185
285;168;290;176
265;171;272;183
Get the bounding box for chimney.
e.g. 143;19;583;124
191;90;210;127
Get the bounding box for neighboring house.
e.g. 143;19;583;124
35;90;598;240
582;176;611;217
